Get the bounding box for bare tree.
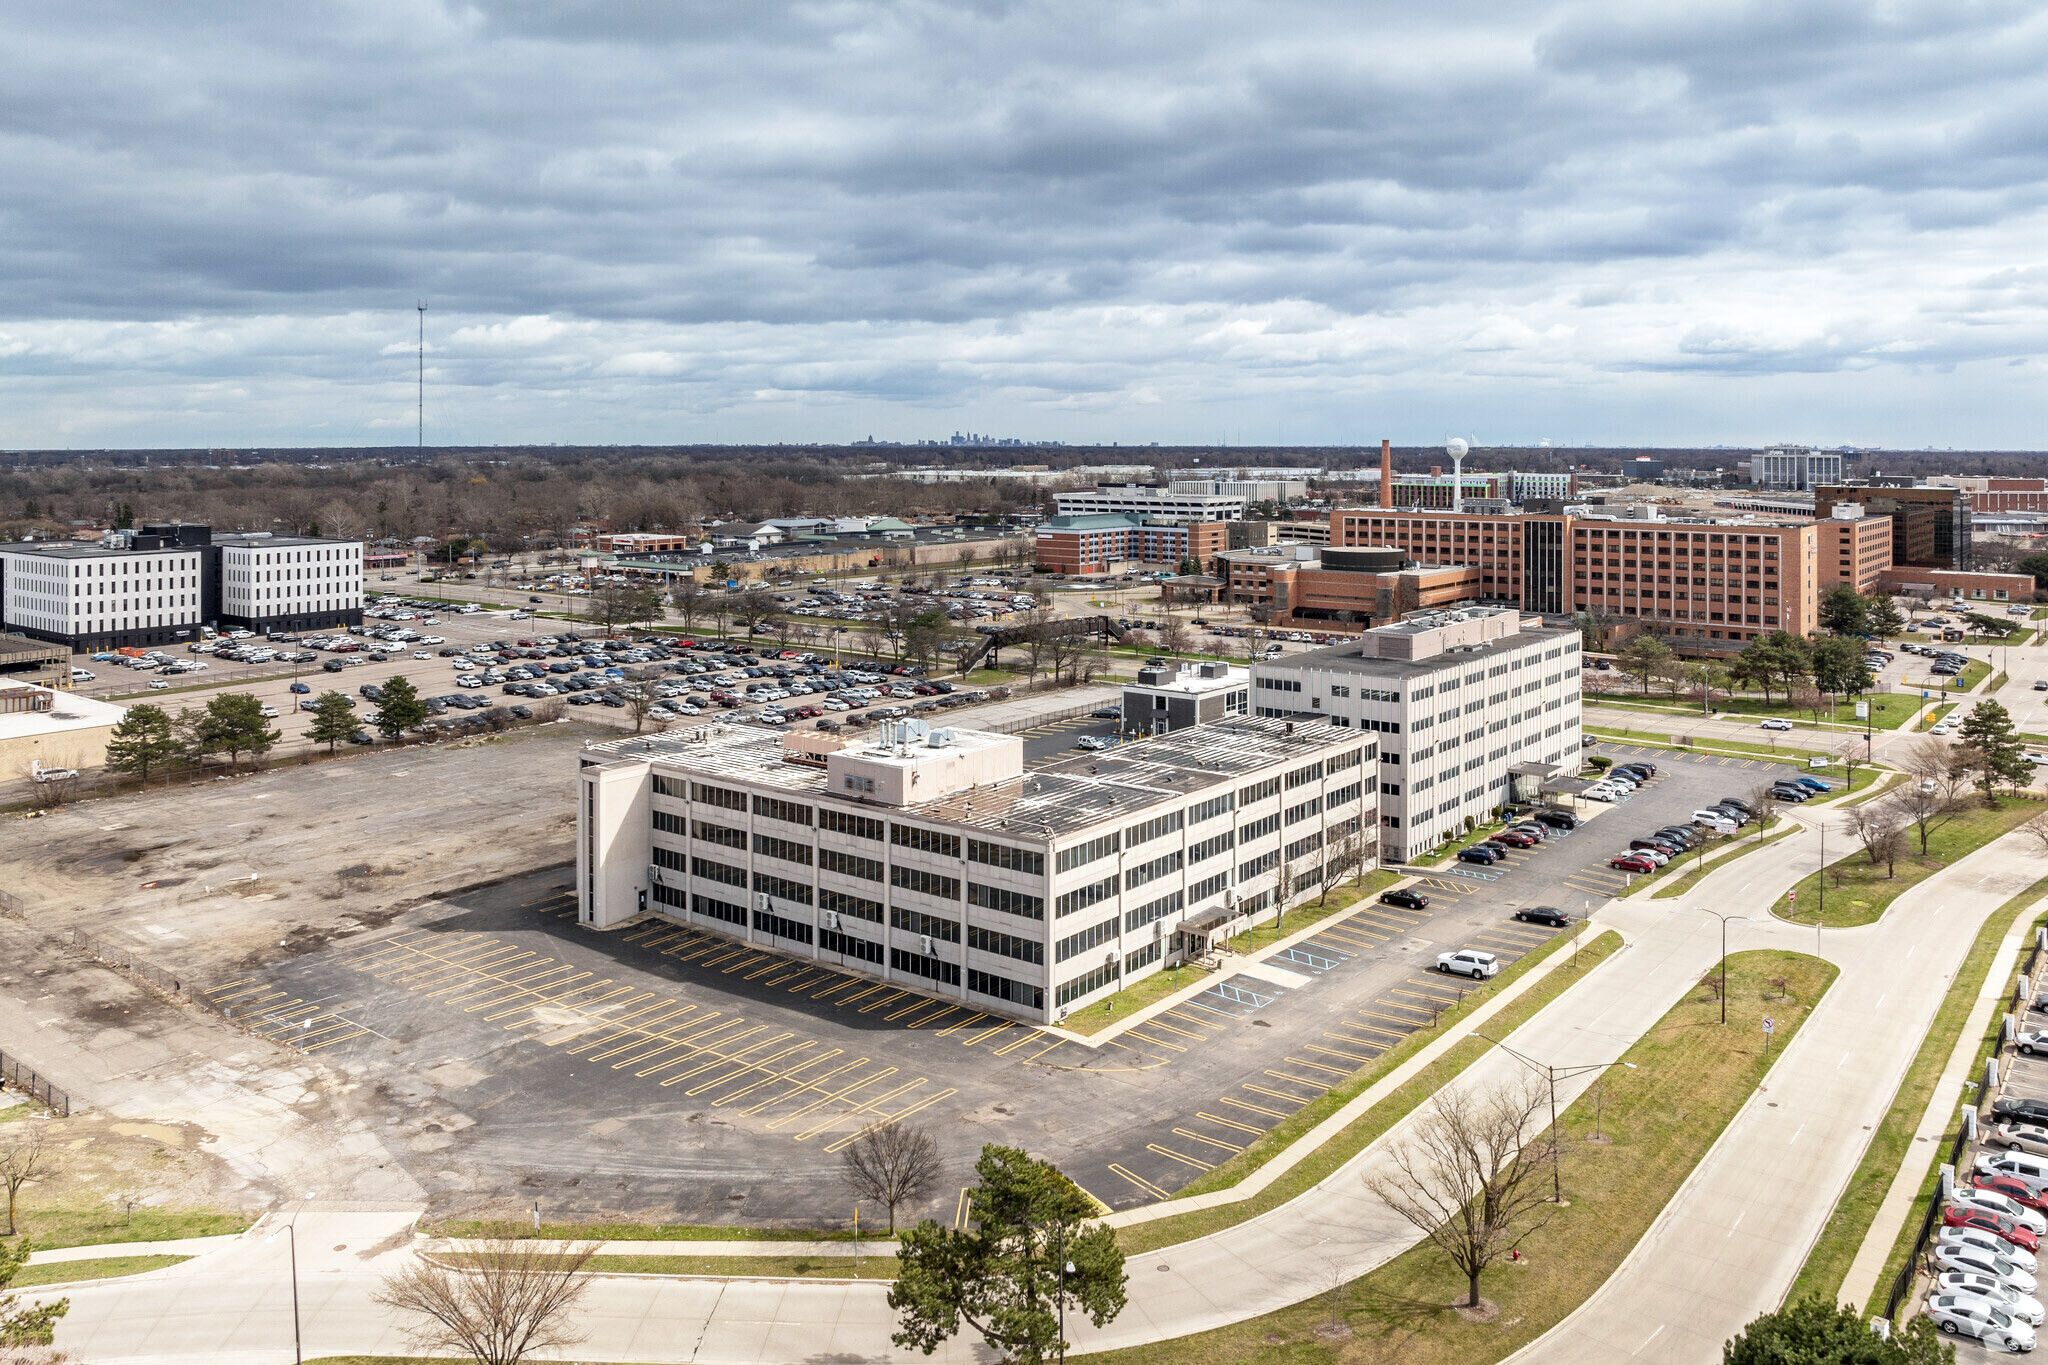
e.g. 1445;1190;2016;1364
374;1226;598;1365
2025;811;2048;859
838;1123;943;1235
1847;800;1906;877
1897;738;1971;854
1317;827;1371;907
619;666;664;735
669;578;708;633
0;1130;51;1237
1363;1079;1558;1309
1748;782;1784;830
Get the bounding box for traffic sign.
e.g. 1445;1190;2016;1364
1762;1017;1775;1035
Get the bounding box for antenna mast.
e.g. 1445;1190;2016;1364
416;301;426;452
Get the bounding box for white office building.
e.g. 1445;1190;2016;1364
576;716;1375;1024
1169;478;1308;504
1755;447;1844;491
1055;483;1248;523
1250;608;1583;862
214;534;364;633
0;542;206;651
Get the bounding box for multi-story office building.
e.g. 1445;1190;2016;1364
1329;508;1826;646
1168;478;1307;504
0;522;362;651
214;533;365;633
1250;608;1583;861
1054;483;1248;523
0;539;205;651
1754;447;1844;491
576;715;1375;1024
1219;545;1482;627
1816;483;1970;571
1033;515;1230;575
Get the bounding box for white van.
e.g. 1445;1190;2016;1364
1977;1151;2048;1196
70;667;95;682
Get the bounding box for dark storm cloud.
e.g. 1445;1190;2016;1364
2;0;2046;445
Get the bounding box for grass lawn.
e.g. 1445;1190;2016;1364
1957;659;1993;692
1081;951;1836;1365
1912;702;1958;732
1773;796;2045;927
1598;691;1930;731
1789;878;2048;1306
1;1204;250;1251
1409;822;1508;867
1647;823;1800;900
425;1218;888;1243
1116;930;1621;1256
1586;725;1833;767
8;1253;190;1288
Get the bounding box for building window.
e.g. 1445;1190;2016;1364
1285;796;1323;824
1188;830;1234;863
820;849;883;881
1239;812;1280;843
689;855;745;887
1055;960;1119;1007
1056;832;1120;873
754;795;814;827
821;928;883;965
967;925;1043;965
892;825;962;858
689;819;745;849
821;809;884;840
1238;776;1281;805
1056;916;1120;963
753;833;813;866
890;865;961;901
968;882;1045;921
968;839;1045;876
1124;850;1183;890
968;968;1042;1010
690;892;747;926
820;888;884;923
753;871;813;906
1189;792;1234;824
1125;889;1184;932
891;906;962;943
1125;941;1162;975
753;908;814;945
1055;875;1117;918
1189;871;1229;901
891;947;961;987
692;783;747;812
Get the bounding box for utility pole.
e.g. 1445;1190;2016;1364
1697;908;1750;1025
416;301;426;453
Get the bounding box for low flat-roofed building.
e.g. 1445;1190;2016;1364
0;683;128;780
1122;660;1251;734
576;715;1376;1022
0;633;69;689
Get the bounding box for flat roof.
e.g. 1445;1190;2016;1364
1126;665;1249;695
1260;623;1575;680
213;534;358;548
0;634;66;662
0;685;127;742
584;715;1364;838
0;541;199;560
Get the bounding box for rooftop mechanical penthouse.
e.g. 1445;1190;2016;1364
576;715;1377;1025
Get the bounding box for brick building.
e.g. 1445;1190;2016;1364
1033;516;1229;576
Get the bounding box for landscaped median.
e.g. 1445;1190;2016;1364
1772;795;2044;928
1079;950;1836;1365
1789;875;2048;1308
7;1253;191;1288
1113;928;1622;1256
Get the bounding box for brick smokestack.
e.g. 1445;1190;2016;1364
1379;439;1393;509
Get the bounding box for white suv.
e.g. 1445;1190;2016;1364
1435;949;1499;980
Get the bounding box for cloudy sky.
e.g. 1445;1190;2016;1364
4;1;2045;449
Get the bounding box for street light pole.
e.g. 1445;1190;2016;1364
1695;908;1750;1025
1476;1033;1637;1204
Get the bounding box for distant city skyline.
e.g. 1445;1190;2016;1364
3;5;2044;450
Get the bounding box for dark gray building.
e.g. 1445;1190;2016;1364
1121;660;1251;735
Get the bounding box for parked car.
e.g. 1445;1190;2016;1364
1770;785;1811;802
1936;1238;2041;1295
1995;1123;2048;1159
1530;809;1578;830
1998;1100;2048;1129
1490;831;1538;849
1943;1225;2043;1275
1926;1294;2037;1352
1435;949;1499;980
1380;889;1429;911
1792;776;1834;793
1935;1270;2045;1326
1957;1190;2048;1237
1513;907;1572;928
1610;854;1657;873
1457;846;1502;866
1692;811;1738;834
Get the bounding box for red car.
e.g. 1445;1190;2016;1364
1490;832;1538;849
1976;1174;2048;1213
1943;1204;2040;1251
1610;854;1656;873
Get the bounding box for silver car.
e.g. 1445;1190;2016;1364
1938;1271;2046;1326
1926;1293;2036;1352
1936;1241;2040;1295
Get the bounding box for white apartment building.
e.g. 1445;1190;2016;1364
1170;478;1308;503
0;542;205;651
1250;608;1582;862
1054;483;1247;523
214;534;364;633
576;715;1375;1024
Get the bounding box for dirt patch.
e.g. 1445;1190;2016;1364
1453;1298;1501;1323
5;1114;258;1221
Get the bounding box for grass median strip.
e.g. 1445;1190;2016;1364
8;1253;190;1288
1587;725;1833;767
1082;949;1835;1365
1773;795;2043;928
1789;876;2048;1307
1115;928;1620;1256
424;1218;889;1243
2;1204;249;1252
435;1251;898;1281
1647;823;1800;900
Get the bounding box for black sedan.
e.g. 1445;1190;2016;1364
1380;889;1430;911
1993;1096;2048;1126
1513;907;1573;928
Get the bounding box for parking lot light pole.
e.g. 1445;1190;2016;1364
1475;1033;1637;1204
1695;908;1750;1025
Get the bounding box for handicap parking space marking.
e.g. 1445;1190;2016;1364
1278;944;1347;973
1204;978;1282;1010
